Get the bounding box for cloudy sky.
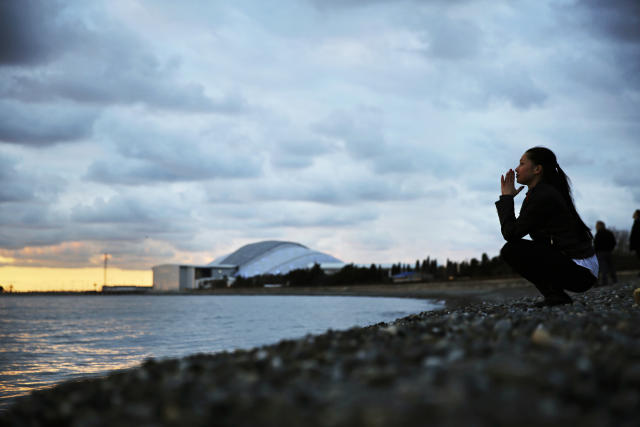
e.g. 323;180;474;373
1;0;639;276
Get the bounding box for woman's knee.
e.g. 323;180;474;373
500;239;536;267
500;241;518;263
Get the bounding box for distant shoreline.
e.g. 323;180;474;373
3;271;639;308
0;276;532;297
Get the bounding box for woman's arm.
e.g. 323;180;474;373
496;195;549;241
496;171;546;241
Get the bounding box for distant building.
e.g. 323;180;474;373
152;240;344;292
391;271;433;283
151;264;238;292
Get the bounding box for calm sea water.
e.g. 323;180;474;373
0;294;440;407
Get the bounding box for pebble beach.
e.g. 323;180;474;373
2;277;639;427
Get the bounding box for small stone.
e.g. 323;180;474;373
576;356;591;372
380;325;398;335
163;405;181;422
531;324;553;346
539;397;559;417
621;364;640;385
423;356;443;368
271;356;282;369
494;319;512;334
447;349;465;362
616;321;629;331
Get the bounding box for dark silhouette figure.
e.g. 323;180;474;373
594;221;617;286
496;147;597;307
631;210;640;276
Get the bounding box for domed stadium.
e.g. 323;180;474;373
152;241;344;291
209;240;343;277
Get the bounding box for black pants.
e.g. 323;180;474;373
596;251;617;286
500;239;596;298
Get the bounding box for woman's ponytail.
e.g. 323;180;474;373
525;147;592;239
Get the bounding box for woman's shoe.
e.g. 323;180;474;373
532;293;573;308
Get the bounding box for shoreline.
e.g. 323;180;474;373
4;271;638;311
2;275;639;426
191;278;541;310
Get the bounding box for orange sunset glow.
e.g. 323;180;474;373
0;266;152;292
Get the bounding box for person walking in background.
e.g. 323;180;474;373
496;147;598;307
631;210;640;276
594;221;617;286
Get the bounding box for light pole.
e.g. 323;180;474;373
103;253;109;289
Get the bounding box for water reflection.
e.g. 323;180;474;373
0;294;440;407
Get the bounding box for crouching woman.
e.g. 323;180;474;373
496;147;598;307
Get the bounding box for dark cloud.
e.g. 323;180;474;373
0;1;248;114
369;146;452;176
310;0;398;10
85;120;264;184
291;179;416;204
0;151;65;203
0;152;35;202
423;19;482;61
205;170;435;206
0;226;65;250
0;199;70;250
85;160;194;186
614;162;640;203
484;66;548;109
68;195;197;242
269;137;336;170
0;100;97;145
309;0;465;11
71;196;155;224
85;155;259;185
0;192;199;257
577;0;640;44
560;0;640;91
1;61;247;116
191;202;378;237
312;108;458;176
270;154;314;170
428;64;548;111
313;108;388;159
413;11;547;110
258;207;377;228
0;0;71;65
3;68;247;113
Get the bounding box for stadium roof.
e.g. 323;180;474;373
209;240;343;277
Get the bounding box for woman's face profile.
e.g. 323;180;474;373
515;154;538;186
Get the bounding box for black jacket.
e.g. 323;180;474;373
631;219;640;251
495;182;595;259
594;229;616;252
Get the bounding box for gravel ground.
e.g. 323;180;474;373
2;279;639;427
